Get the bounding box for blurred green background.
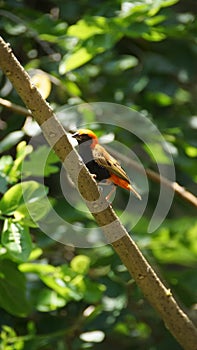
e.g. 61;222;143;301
0;0;197;349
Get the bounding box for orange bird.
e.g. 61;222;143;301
72;129;141;200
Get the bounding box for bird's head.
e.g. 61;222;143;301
72;129;98;148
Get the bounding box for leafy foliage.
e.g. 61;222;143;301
0;0;197;349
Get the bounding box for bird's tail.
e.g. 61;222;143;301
109;174;141;200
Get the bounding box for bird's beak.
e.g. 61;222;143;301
72;131;80;140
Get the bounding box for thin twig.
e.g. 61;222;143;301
0;97;31;116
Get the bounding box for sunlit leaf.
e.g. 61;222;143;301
60;48;100;74
67;17;107;40
31;71;51;99
70;255;90;274
36;288;66;312
185;145;197;158
80;330;105;343
2;219;32;262
0;180;48;215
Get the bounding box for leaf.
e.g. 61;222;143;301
147;0;179;16
60;48;97;74
65;81;82;96
22;145;59;177
67;16;107;40
150;218;197;265
2;219;32;262
185;145;197;158
0;155;13;175
0;180;48;216
143;142;171;164
0;174;7;194
0;260;30;316
20;263;81;300
0;324;25;350
83;279;106;303
14;197;52;227
35;288;66;312
142;30;166;41
80;330;105;343
8;141;33;183
31;71;51;99
60;17;123;73
19;262;56;274
105;55;138;73
70;255;90;274
0;131;24;153
28;247;43;261
22;117;41;137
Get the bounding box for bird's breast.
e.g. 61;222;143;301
78;143;110;181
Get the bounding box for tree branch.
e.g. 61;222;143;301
0;36;196;350
107;146;197;209
0;97;31;116
1;96;197;209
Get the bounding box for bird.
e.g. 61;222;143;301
72;128;141;200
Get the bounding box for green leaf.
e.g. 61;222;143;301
67;16;107;40
147;0;179;16
185;145;197;158
0;155;13;193
28;247;43;261
20;263;81;301
142;29;166;41
60;47;98;74
2;219;32;262
0;131;24;153
22;145;59;177
0;180;48;216
19;262;56;275
143;143;171;164
0;260;30;316
150;218;197;265
105;55;138;73
8;141;33;182
0;325;25;350
0;155;13;175
161;0;179;7
70;255;90;274
0;174;7;194
36;288;66;312
83;279;106;303
65;81;82;96
14;196;52;227
41;274;81;300
60;17;123;73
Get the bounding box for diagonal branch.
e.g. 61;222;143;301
1;96;197;209
0;36;197;350
106;146;197;209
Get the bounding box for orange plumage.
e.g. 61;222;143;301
72;129;141;200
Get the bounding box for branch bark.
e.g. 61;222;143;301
0;36;197;350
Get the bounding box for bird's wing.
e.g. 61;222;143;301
93;144;130;183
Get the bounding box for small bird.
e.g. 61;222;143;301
72;128;141;200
